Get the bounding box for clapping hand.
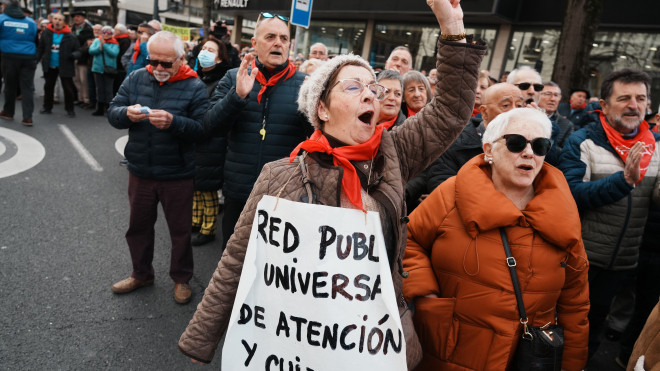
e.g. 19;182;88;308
236;53;259;99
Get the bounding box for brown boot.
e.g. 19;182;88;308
174;283;191;304
111;277;154;294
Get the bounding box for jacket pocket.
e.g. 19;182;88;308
413;297;459;360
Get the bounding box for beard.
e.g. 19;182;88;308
153;71;171;82
610;110;643;132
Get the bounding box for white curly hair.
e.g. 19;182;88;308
297;54;375;130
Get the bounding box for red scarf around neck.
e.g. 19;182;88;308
146;64;198;85
289;127;384;212
132;41;141;64
407;106;418;117
99;35;119;45
472;107;480;117
599;112;656;185
115;33;129;39
571;102;587;110
47;24;71;34
251;59;295;104
380;117;397;130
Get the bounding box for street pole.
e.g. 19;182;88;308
153;0;160;22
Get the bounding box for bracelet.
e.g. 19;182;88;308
440;32;466;41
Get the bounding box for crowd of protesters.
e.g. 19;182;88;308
1;0;658;369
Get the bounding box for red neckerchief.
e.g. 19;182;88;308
146;64;198;86
407;106;418;117
289;127;384;212
132;42;140;64
380;117;397;130
251;59;295;104
47;24;72;34
99;35;119;45
571;102;587;110
115;33;129;39
472;107;480;117
599;112;655;185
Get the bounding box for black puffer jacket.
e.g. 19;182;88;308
108;68;209;180
203;59;313;201
194;62;231;191
36;28;81;78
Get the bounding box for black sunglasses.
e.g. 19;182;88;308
500;134;551;156
515;82;544;92
146;58;175;68
258;12;290;25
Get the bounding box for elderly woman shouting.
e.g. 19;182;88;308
178;0;485;367
403;108;590;370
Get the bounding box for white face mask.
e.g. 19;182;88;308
198;49;217;68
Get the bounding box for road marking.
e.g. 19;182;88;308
115;135;128;156
58;124;103;172
0;127;46;179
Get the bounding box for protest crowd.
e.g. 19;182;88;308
1;0;659;369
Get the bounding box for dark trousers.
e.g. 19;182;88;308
93;72;114;104
618;250;660;362
1;57;36;119
126;173;194;283
587;266;635;358
87;67;96;104
43;68;75;111
222;197;247;249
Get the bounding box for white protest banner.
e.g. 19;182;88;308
222;195;406;370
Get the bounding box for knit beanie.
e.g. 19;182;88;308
298;54;376;130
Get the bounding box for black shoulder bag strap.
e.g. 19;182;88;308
499;227;533;340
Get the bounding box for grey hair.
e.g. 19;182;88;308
298;54;375;130
309;42;327;54
482;107;552;148
388;46;411;60
101;25;113;34
148;19;162;32
114;23;127;34
403;70;432;104
507;66;542;84
300;58;324;74
147;31;185;58
377;69;403;87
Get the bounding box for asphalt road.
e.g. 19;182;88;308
0;73;629;370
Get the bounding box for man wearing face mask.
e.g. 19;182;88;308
107;31;209;304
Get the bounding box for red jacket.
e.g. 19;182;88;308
403;156;589;371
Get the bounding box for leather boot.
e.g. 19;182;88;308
92;103;104;116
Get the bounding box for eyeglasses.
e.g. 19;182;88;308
257;12;290;25
331;79;388;101
540;92;561;98
146;58;176;68
515;82;544;92
499;134;552;156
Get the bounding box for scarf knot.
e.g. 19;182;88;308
251;59;296;104
289;128;384;212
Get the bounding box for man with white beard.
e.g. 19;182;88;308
107;31;209;305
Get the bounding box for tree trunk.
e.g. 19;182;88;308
551;0;603;101
202;0;212;40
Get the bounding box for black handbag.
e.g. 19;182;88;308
499;228;564;371
102;52;117;76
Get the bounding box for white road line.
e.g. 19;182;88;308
58;124;104;172
0;127;46;179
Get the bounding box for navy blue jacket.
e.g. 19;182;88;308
108;69;209;180
203;60;313;201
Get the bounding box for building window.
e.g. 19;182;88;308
293;20;368;58
372;23;496;72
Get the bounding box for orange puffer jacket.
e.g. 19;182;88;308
403;156;590;371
